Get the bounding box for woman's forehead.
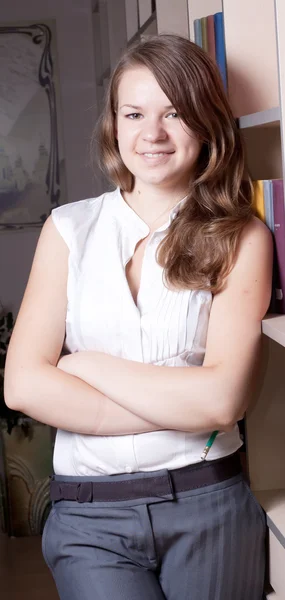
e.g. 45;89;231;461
117;67;171;107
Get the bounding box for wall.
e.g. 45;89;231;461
156;0;189;37
1;0;103;316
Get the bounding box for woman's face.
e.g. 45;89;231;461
116;66;201;193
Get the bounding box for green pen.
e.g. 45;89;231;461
200;430;219;460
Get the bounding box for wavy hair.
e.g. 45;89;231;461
92;34;253;294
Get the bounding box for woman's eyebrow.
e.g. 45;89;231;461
120;104;142;110
119;104;175;110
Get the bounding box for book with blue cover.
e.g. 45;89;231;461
194;18;202;48
214;12;227;90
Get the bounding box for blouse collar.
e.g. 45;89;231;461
115;187;188;234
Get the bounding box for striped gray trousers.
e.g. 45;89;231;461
42;470;266;599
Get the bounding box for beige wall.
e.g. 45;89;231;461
156;0;189;37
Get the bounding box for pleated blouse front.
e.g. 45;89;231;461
51;187;242;476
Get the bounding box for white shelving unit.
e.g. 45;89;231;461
94;1;285;595
144;0;285;594
223;0;285;596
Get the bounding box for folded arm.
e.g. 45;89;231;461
4;216;162;436
58;217;273;432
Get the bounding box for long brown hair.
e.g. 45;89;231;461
93;34;253;294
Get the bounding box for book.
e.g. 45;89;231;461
263;180;277;313
201;17;208;53
272;180;285;314
252;180;265;222
214;12;227;90
206;15;216;62
263;179;274;233
194;19;202;48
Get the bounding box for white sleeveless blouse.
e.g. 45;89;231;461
51;187;242;476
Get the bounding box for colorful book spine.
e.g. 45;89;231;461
263;179;277;313
206;15;216;62
214;12;227;90
253;179;279;314
263;179;274;233
194;19;202;48
252;180;265;222
272;179;285;314
201;17;208;53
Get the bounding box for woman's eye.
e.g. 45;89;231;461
126;113;142;119
167;112;178;119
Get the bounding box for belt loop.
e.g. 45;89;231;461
77;481;93;503
167;470;175;499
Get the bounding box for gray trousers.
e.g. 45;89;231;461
42;470;266;600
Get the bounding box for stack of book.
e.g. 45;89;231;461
194;12;227;91
252;179;285;314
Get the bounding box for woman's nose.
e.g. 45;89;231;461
142;119;168;142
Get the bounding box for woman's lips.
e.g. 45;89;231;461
138;151;174;165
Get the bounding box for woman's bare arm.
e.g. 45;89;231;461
56;217;273;432
4;216;162;435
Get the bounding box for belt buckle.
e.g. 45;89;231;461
77;481;93;503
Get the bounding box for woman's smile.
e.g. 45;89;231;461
137;150;175;166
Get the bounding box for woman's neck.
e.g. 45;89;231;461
122;182;188;227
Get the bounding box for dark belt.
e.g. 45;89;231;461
50;451;242;503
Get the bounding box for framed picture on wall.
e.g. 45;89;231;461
0;21;66;229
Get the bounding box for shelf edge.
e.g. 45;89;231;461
262;315;285;347
254;489;285;548
267;514;285;550
239;107;280;129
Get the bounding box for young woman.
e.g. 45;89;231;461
5;34;272;599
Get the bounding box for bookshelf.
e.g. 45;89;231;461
120;4;285;595
222;0;285;597
92;0;285;595
167;0;285;595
